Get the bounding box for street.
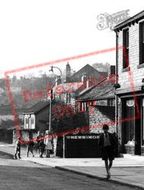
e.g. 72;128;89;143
0;158;141;190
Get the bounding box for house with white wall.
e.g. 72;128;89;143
114;10;144;155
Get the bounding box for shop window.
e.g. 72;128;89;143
142;99;144;144
124;99;135;143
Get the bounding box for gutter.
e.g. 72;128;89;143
115;31;119;134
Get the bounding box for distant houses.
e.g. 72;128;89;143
0;105;23;143
76;66;116;134
53;64;108;107
0;63;110;146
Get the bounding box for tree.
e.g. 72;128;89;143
51;102;89;134
52;103;75;121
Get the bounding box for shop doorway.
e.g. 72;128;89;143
134;97;141;155
122;98;141;155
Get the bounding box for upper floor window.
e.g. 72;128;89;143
139;21;144;64
123;28;129;69
66;93;71;104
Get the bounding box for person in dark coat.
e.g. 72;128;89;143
99;124;117;179
27;139;35;157
35;135;41;154
39;135;45;158
14;137;21;159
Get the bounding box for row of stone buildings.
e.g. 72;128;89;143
74;10;144;156
1;10;144;157
75;10;144;156
114;10;144;155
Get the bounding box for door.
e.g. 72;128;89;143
121;98;135;153
135;97;141;155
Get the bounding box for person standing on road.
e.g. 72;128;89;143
39;135;45;158
35;134;41;154
44;131;53;158
14;137;21;159
27;138;35;157
99;124;117;179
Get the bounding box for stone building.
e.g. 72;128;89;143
114;10;144;155
76;70;116;134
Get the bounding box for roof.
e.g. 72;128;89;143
53;82;83;95
69;64;107;82
23;100;50;114
0;105;25;115
77;85;96;97
77;76;115;101
114;10;144;31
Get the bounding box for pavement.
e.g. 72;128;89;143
0;143;144;189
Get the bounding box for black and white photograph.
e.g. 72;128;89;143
0;0;144;189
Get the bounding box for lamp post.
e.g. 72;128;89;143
49;66;63;132
49;66;65;157
48;89;52;132
49;66;63;78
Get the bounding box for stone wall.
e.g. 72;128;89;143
89;105;115;133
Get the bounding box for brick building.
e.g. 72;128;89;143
114;10;144;155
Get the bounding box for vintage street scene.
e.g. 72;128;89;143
0;1;144;189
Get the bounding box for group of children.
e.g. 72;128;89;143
14;125;118;180
14;134;53;159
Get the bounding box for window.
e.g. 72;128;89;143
107;99;115;107
139;21;144;64
123;28;129;69
125;99;135;142
66;93;71;104
142;99;144;144
82;102;87;112
24;115;29;129
30;115;35;129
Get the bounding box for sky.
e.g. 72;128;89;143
0;0;143;78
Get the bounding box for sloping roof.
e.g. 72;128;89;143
53;82;83;95
77;77;115;101
69;64;107;82
23;100;50;114
114;10;144;31
0;105;25;115
77;85;96;97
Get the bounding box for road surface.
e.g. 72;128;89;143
0;158;141;190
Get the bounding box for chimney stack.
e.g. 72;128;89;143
66;62;71;82
108;65;115;77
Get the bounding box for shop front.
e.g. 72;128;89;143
120;96;144;155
